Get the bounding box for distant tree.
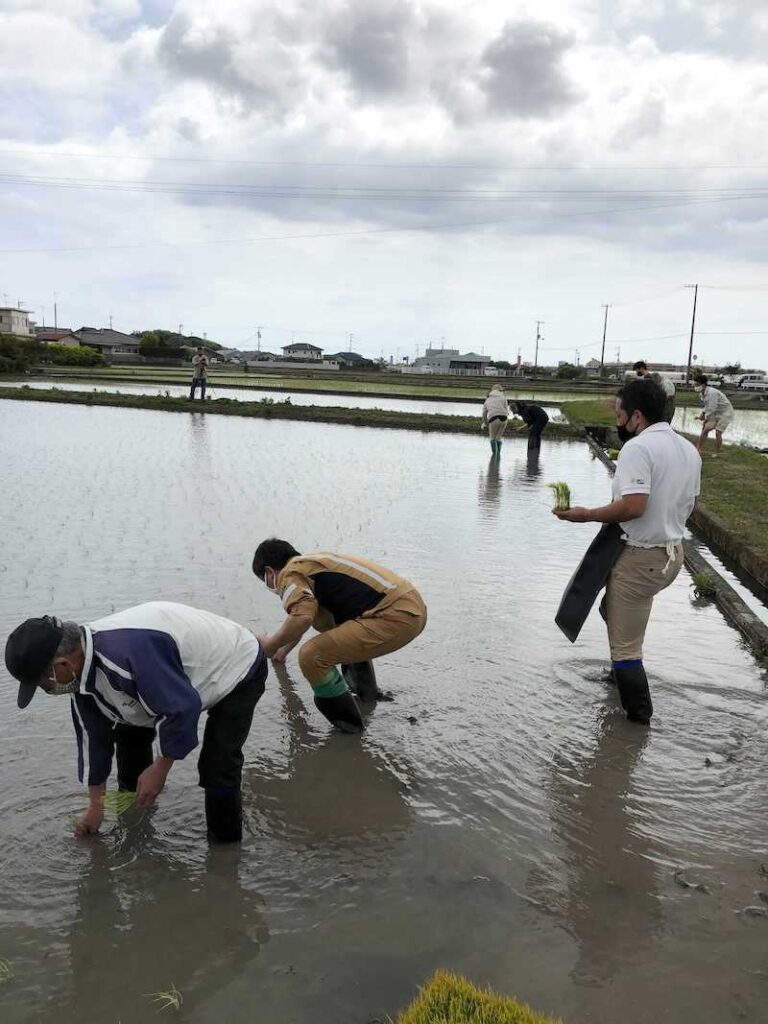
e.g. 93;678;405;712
490;360;514;373
0;334;45;373
44;344;105;366
136;329;222;351
555;362;587;380
718;363;742;375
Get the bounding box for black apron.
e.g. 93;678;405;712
555;523;625;643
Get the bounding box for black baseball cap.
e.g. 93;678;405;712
4;616;63;708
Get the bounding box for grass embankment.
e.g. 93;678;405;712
0;386;582;439
395;972;560;1024
560;399;615;426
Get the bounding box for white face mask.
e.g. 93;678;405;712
47;666;80;696
264;569;278;593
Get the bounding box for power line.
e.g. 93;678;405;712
2;147;768;172
0;194;761;256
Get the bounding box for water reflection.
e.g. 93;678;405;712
246;665;413;846
546;712;659;987
477;456;503;516
62;827;267;1023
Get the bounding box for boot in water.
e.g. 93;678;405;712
613;660;653;724
342;661;391;702
205;786;243;843
313;667;364;732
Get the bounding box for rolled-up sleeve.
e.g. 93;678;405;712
280;571;318;619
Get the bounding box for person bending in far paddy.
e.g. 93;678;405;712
481;384;509;457
253;540;427;733
514;401;549;451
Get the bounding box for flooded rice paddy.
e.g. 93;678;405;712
673;405;768;450
0;400;766;1024
0;379;563;420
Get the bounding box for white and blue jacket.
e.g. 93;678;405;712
71;602;261;786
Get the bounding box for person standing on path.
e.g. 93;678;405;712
252;540;427;734
190;346;208;400
4;602;267;842
552;378;701;724
481;384;509;457
633;361;676;423
695;374;734;456
513;401;550;451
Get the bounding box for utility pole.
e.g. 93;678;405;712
599;304;610;376
256;326;262;352
684;284;698;384
533;320;543;374
109;314;113;330
348;332;354;352
53;291;58;329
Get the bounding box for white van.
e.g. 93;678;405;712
738;373;768;389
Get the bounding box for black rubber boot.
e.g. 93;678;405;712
314;692;365;733
613;662;653;724
205;787;243;843
342;661;390;702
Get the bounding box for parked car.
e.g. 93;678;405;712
738;374;768;390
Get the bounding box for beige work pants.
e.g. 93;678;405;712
605;544;683;661
298;590;428;686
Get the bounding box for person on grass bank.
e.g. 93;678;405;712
633;360;676;423
189;346;208;400
252;540;427;733
695;374;734;457
513;400;549;451
481;384;509;457
553;378;701;724
4;602;267;842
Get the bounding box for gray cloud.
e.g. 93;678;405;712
480;20;579;117
321;0;416;98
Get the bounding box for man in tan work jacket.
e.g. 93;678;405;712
252;539;427;733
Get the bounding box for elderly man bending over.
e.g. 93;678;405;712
4;602;267;842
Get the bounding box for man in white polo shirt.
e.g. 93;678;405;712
554;378;701;723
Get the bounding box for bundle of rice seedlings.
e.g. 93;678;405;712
395;970;561;1024
102;790;137;818
691;572;717;600
147;984;183;1013
547;482;571;511
607;448;621;461
0;959;12;984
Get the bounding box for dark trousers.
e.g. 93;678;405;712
528;421;547;450
198;655;268;790
113;655;268;792
189;376;207;400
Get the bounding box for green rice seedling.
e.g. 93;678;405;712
147;985;183;1013
102;790;138;818
547;481;571;511
607;448;621;461
691;572;717;600
394;970;561;1023
0;958;12;984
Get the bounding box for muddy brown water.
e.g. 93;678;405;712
0;400;766;1024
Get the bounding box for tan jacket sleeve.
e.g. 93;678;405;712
279;570;318;618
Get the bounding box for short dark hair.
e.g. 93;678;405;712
252;538;300;579
617;378;666;425
632;360;648;372
695;374;708;386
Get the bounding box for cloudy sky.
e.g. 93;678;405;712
1;0;767;366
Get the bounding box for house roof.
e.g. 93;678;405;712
74;327;139;347
36;329;74;342
326;351;372;363
282;342;323;352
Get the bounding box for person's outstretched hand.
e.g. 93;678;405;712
74;804;104;838
552;507;591;523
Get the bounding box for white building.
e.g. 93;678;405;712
0;307;34;337
408;346;493;376
282;342;323;361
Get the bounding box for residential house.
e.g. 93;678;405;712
325;351;374;369
0;307;34;337
73;327;141;359
282;342;323;361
